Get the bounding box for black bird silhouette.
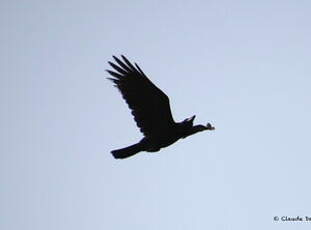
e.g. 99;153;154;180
107;55;215;159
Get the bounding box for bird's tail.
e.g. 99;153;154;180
111;143;143;159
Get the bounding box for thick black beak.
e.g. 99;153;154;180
206;123;215;130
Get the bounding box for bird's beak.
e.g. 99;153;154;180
206;123;215;130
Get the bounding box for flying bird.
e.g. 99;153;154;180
107;55;215;159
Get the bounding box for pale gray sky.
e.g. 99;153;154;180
1;0;311;229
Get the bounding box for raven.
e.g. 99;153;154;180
107;55;214;159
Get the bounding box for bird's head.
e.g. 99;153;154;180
180;115;215;138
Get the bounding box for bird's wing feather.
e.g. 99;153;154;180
107;55;175;137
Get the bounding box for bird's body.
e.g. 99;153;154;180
107;55;214;159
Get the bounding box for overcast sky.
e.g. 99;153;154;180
1;0;311;229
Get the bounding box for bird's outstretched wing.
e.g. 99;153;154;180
107;55;175;137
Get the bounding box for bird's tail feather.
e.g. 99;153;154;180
111;143;143;159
